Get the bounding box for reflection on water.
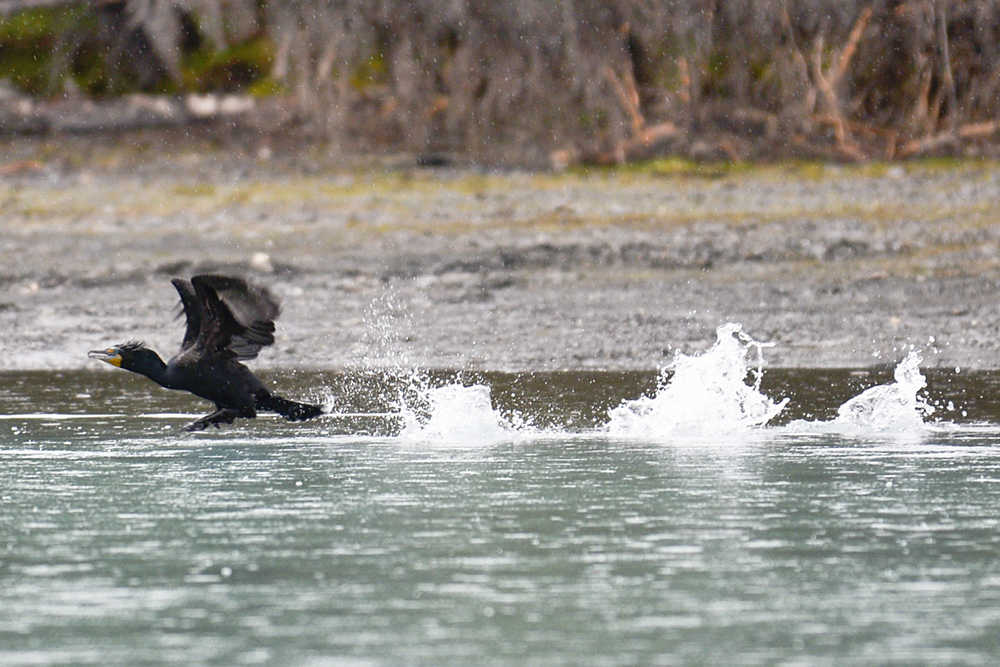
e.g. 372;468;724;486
4;365;1000;664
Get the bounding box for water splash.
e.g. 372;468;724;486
397;382;519;445
351;288;529;444
328;294;938;441
605;323;788;439
829;349;932;432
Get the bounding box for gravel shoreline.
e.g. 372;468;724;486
4;133;1000;371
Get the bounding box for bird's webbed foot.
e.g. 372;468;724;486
184;408;240;432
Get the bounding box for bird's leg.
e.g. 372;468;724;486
184;408;240;432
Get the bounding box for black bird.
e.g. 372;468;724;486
89;274;323;431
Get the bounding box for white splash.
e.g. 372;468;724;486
829;349;932;432
397;382;517;445
605;323;788;439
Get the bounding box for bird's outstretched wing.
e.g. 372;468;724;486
171;278;203;352
175;274;281;360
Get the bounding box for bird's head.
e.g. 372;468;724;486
88;341;160;374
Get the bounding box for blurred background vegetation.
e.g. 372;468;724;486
1;0;999;165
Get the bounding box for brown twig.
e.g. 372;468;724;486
552;120;681;168
806;5;874;161
834;5;874;85
898;120;1000;157
676;57;691;105
603;65;645;136
935;0;958;134
624;121;679;152
0;160;44;175
959;120;1000;139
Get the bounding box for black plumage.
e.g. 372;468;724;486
89;274;322;431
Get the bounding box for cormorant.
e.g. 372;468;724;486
89;274;323;431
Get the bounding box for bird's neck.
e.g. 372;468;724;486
133;352;169;386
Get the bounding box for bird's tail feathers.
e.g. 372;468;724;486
259;394;323;422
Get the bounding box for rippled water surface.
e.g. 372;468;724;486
4;361;1000;665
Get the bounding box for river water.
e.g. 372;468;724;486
3;325;1000;665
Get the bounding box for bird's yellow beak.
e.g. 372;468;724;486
88;348;122;367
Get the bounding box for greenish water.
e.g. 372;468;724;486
3;368;1000;665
